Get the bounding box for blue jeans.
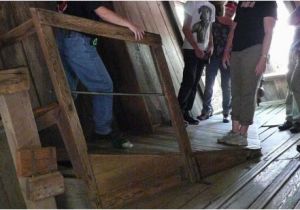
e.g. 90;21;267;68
56;30;113;135
202;57;231;115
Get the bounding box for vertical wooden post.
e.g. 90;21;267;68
0;70;56;209
30;8;102;208
150;45;200;182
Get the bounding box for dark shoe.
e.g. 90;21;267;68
91;132;133;149
223;114;230;123
297;144;300;153
278;121;293;131
183;112;199;125
197;111;213;121
290;122;300;134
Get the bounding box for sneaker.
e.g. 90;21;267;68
91;131;133;149
197;111;213;121
290;122;300;134
217;131;239;144
278;121;293;131
223;114;230;123
224;134;248;146
183;112;199;125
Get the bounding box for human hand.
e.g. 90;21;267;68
222;51;230;69
207;46;214;57
128;23;145;41
255;57;267;76
195;48;205;59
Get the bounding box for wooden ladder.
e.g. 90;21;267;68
0;67;64;208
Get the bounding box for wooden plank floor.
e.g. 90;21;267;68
88;112;260;154
125;103;300;209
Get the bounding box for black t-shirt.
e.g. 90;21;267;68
232;1;277;51
65;1;109;21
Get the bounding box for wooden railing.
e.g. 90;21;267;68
0;8;200;208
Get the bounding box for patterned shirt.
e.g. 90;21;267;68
212;18;231;58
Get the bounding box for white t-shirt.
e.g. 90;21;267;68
182;1;215;50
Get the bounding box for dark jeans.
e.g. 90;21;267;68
202;56;231;115
178;49;206;112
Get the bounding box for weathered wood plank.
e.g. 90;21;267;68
195;150;261;177
0;20;35;48
16;147;57;177
34;103;59;131
90;154;182;193
0;67;29;94
26;172;64;201
89;153;184;208
30;9;102;207
34;8;162;46
0;91;56;208
124;182;208;209
182;161;257;209
200;134;299;209
249;160;300;209
0;129;25;208
151;45;200;182
103;175;181;208
221;160;291;208
267;172;300;209
0;2;40;108
9;2;56;105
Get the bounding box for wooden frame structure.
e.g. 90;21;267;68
0;8;201;208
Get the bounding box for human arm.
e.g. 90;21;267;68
182;14;205;58
222;21;236;69
94;6;144;40
255;17;276;76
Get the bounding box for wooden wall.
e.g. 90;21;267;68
112;1;203;118
0;2;57;108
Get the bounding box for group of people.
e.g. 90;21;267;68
178;0;300;147
56;1;300;150
178;0;277;146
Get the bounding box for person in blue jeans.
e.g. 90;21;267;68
56;2;144;149
198;1;237;123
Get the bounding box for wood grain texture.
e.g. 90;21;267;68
26;172;64;201
0;91;56;208
11;2;56;105
34;8;161;46
90;153;182;208
30;8;102;208
0;67;29;94
151;45;200;182
16;147;57;177
0;2;40;108
0;19;35;48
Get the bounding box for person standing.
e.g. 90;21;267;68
219;1;277;146
198;1;237;123
56;2;144;149
279;4;300;134
177;1;215;125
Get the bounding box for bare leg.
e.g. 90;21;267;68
240;125;249;136
232;120;241;133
